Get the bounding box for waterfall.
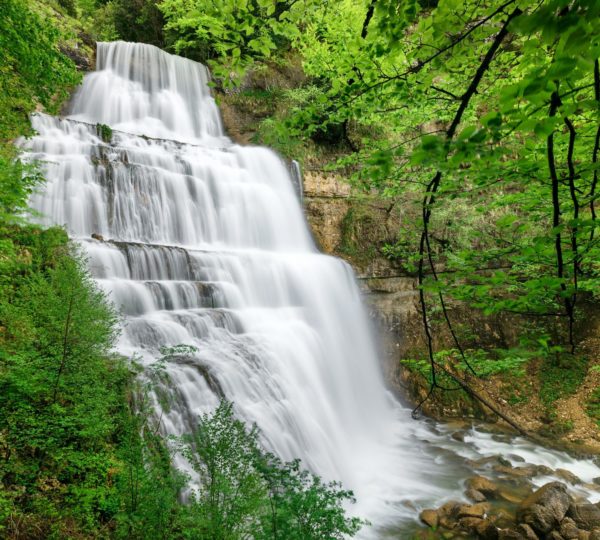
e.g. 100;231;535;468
22;41;600;536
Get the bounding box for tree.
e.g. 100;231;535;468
280;0;600;412
182;400;364;539
160;0;320;82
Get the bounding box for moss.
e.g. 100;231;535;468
339;204;387;265
97;123;113;143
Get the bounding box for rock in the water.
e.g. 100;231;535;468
466;476;500;498
458;502;491;519
493;464;532;478
459;516;483;531
516;524;539;539
419;508;439;529
466;487;488;502
559;517;581;539
499;490;525;504
476;518;500;540
516;482;572;534
555;469;582;485
91;233;105;241
498;529;525;539
437;500;463;530
568;504;600;530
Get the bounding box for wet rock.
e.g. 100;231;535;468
567;503;600;530
534;465;554;476
515;524;539;539
458;502;491;519
476;518;499;540
91;233;105;241
516;482;572;534
438;501;463;529
547;532;565;540
466;488;488;503
493;464;532;478
498;529;525;539
458;516;483;531
451;431;465;442
499;490;526;504
560;517;582;539
589;530;600;540
578;531;591;540
419;508;439;529
466;476;500;498
556;469;582;485
495;508;518;529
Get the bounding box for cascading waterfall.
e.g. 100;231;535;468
22;41;600;537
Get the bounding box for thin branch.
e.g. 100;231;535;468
547;90;575;353
564;115;579;354
591;59;600;242
417;7;523;385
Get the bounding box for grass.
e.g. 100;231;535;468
539;354;588;406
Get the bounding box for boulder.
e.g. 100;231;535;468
466;476;500;498
589;530;600;540
419;508;439;529
546;532;565;540
516;482;572;534
568;504;600;531
91;233;105;241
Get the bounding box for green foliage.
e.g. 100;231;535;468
110;0;164;47
182;400;365;539
0;149;44;224
160;0;320;83
539;355;588;406
402;348;530;386
97;123;113;144
0;0;80;141
586;386;600;429
0;236;128;537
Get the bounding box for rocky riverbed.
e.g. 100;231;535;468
416;454;600;539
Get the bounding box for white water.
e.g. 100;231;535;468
22;42;600;536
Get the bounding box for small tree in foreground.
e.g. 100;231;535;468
182;400;365;540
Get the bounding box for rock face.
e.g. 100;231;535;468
516;482;572;534
567;504;600;531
